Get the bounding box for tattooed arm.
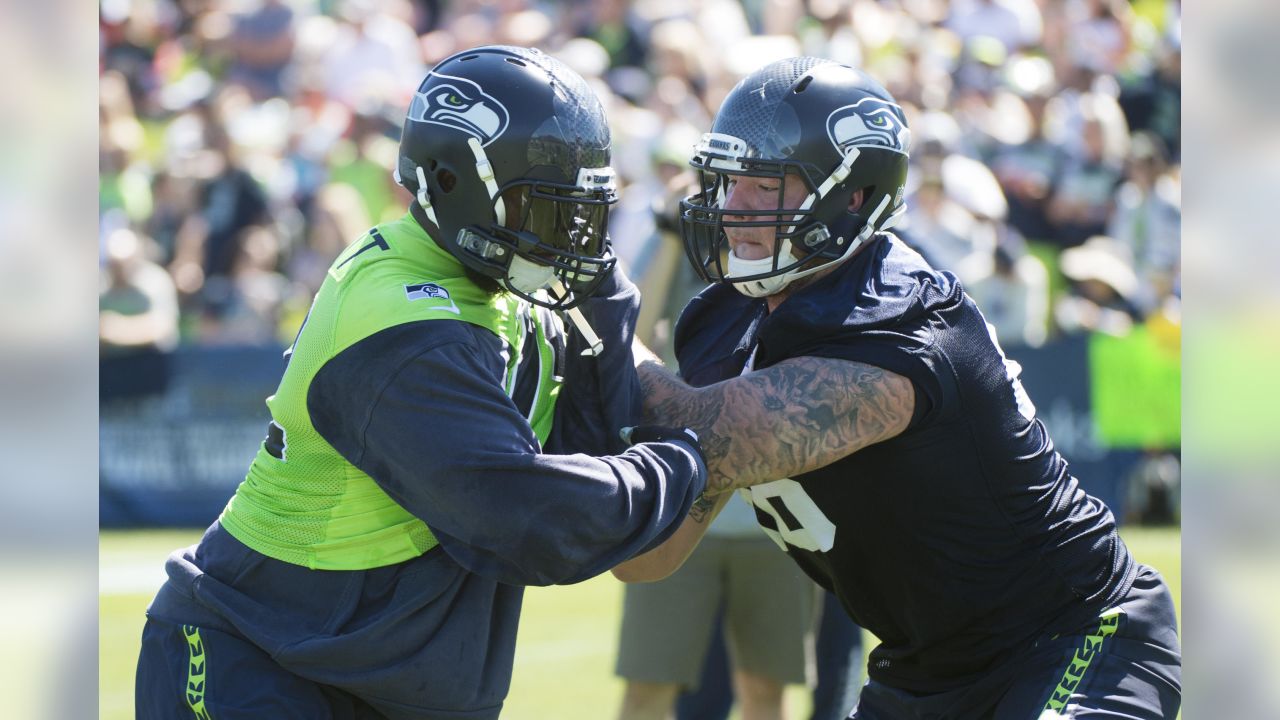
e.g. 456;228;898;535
634;353;916;494
613;345;915;582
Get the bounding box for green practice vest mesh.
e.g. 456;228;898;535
220;214;562;570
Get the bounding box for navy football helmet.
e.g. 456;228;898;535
679;58;911;297
396;45;618;309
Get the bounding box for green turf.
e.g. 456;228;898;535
100;526;1180;719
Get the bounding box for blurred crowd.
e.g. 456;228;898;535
99;0;1182;356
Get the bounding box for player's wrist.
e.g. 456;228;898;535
620;425;707;487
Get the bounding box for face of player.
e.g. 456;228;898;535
721;171;811;262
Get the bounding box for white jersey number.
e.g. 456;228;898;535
740;479;837;552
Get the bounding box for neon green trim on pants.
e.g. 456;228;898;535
182;624;212;720
1040;608;1122;716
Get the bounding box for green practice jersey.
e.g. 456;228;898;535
220;214;562;570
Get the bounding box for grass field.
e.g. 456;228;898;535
100;526;1180;719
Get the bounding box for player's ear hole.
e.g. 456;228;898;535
848;187;869;213
437;169;457;193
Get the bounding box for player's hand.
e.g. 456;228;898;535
620;424;698;447
620;425;703;459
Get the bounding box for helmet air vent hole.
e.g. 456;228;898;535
505;57;527;66
459;55;478;62
794;76;814;93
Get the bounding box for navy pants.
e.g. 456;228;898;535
136;618;387;719
134;524;518;720
852;566;1181;720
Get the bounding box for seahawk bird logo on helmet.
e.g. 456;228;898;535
408;72;510;146
826;97;910;155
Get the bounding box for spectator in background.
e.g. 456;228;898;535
673;584;865;720
944;0;1042;56
1063;0;1133;78
571;0;648;71
902;166;981;274
167;102;271;304
100;228;180;404
99;71;152;227
807;590;864;720
646;18;718;107
990;55;1065;243
144;170;201;266
1107;131;1180;314
958;232;1050;349
495;3;555;50
322;0;424;110
1119;27;1180;161
227;0;297;100
612;142;818;720
616;494;814;720
622;128;867;720
198;224;291;346
1126;451;1181;526
100;3;162;110
1055;234;1144;336
794;0;863;67
326;108;404;224
1046;94;1127;247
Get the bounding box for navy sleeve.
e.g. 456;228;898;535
547;263;644;456
672;283;762;387
308;320;706;586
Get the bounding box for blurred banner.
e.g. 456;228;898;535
99;335;1178;528
1089;322;1181;448
100;345;286;527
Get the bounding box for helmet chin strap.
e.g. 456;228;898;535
468;137;504;226
506;254;556;295
550;278;604;356
726;246;798;298
413;166;439;226
727;192;892;298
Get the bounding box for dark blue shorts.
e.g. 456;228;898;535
851;565;1181;720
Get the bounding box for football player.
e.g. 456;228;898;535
616;57;1181;719
135;45;706;719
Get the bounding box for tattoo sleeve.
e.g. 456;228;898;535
687;492;718;523
636;356;914;493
